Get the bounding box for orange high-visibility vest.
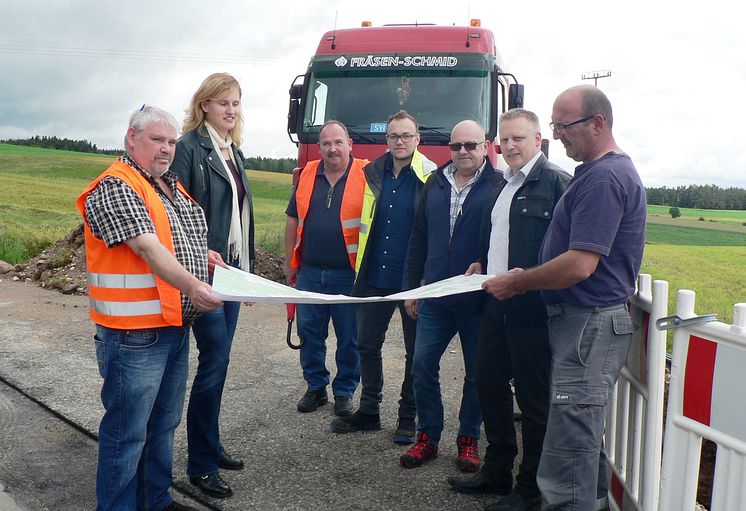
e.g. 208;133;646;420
76;161;194;329
290;158;368;270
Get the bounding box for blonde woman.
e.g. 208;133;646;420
171;72;254;499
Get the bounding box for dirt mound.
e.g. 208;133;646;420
1;224;286;295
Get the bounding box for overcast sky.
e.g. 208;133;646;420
1;0;743;188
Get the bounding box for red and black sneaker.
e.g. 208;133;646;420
456;435;480;473
399;431;438;468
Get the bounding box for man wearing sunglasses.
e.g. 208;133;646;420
399;120;495;473
449;109;570;511
482;86;646;510
331;110;436;445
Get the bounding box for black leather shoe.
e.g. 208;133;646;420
218;449;244;471
189;472;233;499
331;410;381;433
334;396;353;416
297;388;328;412
484;489;542;511
447;471;512;495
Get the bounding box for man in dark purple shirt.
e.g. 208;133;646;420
482;85;646;510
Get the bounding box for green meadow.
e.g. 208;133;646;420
0;143;292;262
648;204;746;226
1;142;745;327
641;207;746;324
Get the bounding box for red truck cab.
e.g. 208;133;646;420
287;20;524;177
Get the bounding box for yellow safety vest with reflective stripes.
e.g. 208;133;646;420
76;161;190;329
290;158;368;270
355;150;436;274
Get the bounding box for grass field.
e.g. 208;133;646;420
648;204;746;226
1;142;744;328
641;244;746;324
0;143;292;261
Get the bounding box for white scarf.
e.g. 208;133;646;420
204;122;251;271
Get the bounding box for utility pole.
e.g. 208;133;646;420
582;70;611;86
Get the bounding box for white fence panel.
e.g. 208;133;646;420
606;274;668;511
658;292;746;511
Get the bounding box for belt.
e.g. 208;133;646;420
546;302;627;315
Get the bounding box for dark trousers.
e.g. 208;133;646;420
476;297;551;497
186;300;241;477
356;283;417;419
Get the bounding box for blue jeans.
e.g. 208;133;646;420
295;264;359;397
186;298;241;477
537;303;633;511
94;325;190;511
412;299;482;444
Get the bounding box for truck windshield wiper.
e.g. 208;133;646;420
418;125;451;143
344;125;377;144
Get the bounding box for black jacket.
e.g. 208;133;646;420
479;153;570;320
171;125;255;271
404;158;496;312
353;152;430;295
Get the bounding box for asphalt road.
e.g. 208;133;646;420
0;277;516;511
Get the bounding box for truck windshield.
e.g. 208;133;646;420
300;53;493;142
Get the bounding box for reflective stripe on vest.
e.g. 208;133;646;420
290;158;368;270
342;218;360;229
88;272;156;289
89;299;162;317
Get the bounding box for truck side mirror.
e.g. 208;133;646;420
508;84;524;109
289;83;303;100
287;82;304;137
288;101;300;135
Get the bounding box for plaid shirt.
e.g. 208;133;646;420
84;154;208;323
443;159;486;237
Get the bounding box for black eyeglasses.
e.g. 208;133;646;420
386;133;417;142
549;115;595;133
449;141;484;151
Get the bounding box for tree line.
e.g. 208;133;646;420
1;137;297;173
1;135;120;155
243;156;296;174
645;185;746;210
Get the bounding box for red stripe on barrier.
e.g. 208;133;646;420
682;335;717;426
610;470;624;505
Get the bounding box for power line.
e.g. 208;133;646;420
0;43;281;65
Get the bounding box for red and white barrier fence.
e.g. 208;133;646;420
606;274;669;511
658;290;746;511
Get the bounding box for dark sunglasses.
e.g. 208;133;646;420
449;141;484;151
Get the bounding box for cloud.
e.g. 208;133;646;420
1;0;744;186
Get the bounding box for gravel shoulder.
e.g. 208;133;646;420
0;277;499;511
